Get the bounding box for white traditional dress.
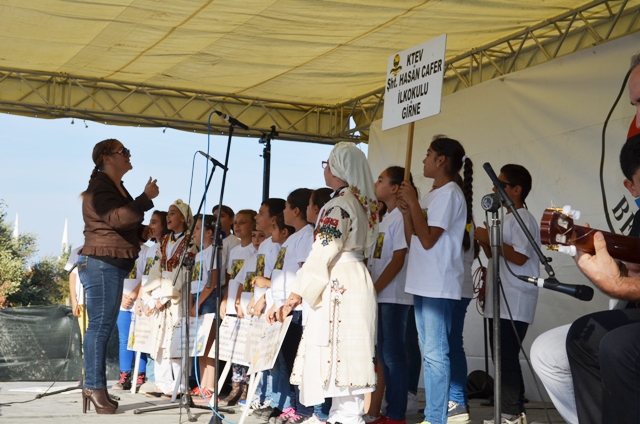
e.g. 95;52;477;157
290;187;377;406
142;231;198;360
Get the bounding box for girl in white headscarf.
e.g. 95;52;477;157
142;199;198;397
282;142;379;424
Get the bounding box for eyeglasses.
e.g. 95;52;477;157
112;147;131;157
322;161;329;169
498;180;515;189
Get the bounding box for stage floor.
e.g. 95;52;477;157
0;381;566;424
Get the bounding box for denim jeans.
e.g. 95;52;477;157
270;348;292;410
116;310;147;373
78;254;128;389
448;297;471;406
405;305;421;394
378;303;410;420
414;295;456;424
256;369;273;403
313;398;332;422
270;310;303;411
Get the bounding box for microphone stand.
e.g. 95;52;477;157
207;118;240;424
481;162;562;422
481;189;503;422
135;146;226;419
259;125;278;201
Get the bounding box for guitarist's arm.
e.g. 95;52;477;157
576;230;640;301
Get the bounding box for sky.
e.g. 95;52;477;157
0;113;367;260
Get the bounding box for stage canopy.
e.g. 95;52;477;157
0;0;639;142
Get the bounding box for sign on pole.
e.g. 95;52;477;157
382;34;447;131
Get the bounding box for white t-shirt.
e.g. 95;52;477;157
256;236;281;279
484;208;540;324
119;244;146;311
270;225;314;308
191;245;215;294
226;243;257;315
222;234;240;274
461;225;475;299
405;181;466;300
139;242;158;287
367;208;411;305
65;246;84;305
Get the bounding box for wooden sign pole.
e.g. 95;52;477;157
404;121;415;181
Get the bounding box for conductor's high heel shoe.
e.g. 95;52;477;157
104;387;119;407
82;387;117;414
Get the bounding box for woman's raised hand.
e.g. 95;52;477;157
144;177;159;200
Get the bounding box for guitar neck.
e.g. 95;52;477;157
571;225;640;263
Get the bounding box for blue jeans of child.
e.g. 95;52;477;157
414;295;456;424
448;297;471;406
78;255;128;389
256;370;273;403
405;305;421;394
270;310;303;411
313;398;332;422
116;310;147;373
378;303;410;421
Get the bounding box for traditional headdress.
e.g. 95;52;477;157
328;142;379;251
172;199;194;229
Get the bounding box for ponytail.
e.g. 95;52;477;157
462;158;474;251
437;134;473;251
87;138;119;185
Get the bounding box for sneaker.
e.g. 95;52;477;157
271;407;296;424
286;414;306;424
301;414;326;424
254;405;274;418
447;401;470;423
407;392;420;415
483;412;527;424
260;406;282;420
139;381;158;394
112;371;132;391
363;415;386;424
136;372;146;389
250;398;265;410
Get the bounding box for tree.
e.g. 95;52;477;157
0;201;71;307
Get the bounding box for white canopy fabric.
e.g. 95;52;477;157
0;0;598;105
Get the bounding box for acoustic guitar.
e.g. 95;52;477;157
540;206;640;263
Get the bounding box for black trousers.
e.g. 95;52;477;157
566;309;640;424
488;318;529;415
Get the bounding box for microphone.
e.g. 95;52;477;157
518;275;594;301
198;151;228;171
481;193;502;212
215;111;249;130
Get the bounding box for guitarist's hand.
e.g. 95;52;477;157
575;226;622;297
